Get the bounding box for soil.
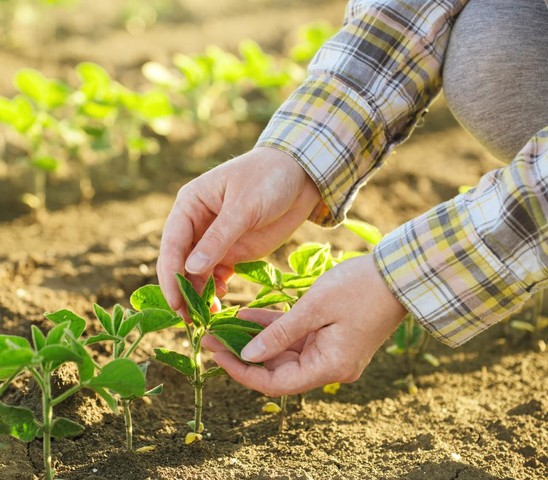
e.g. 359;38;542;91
1;1;547;479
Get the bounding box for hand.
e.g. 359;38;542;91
210;255;407;397
157;147;321;310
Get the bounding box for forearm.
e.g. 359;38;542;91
374;127;548;347
257;0;469;226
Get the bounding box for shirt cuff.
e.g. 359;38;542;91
255;75;389;227
373;195;532;348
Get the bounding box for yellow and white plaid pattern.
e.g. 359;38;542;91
256;0;548;347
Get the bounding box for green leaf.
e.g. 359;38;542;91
14;69;70;109
135;90;173;119
0;349;35;378
281;274;317;289
39;345;81;366
83;333;121;346
201;276;216;308
0;402;40;442
112;304;124;334
210;329;253;359
0;336;31;352
45;321;71;346
144;384;163;397
247;293;295;308
30;156;61;173
288;243;331;276
235;261;281;288
130;285;174;313
51;418;84;439
11;96;35;133
89;359;146;399
343;219;383;246
93;303;114;335
135;309;181;335
209;317;264;334
31;326;46;351
176;274;210;326
510;320;535;333
154;348;195;377
117;313;142;338
44;309;86;339
211;305;240;321
70;340;95;383
201;366;226;380
422;353;440;367
76;62;113;100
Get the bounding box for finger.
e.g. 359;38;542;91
185;209;251;275
237;308;283;326
158;197;203;311
214;264;235;286
214;348;331;397
239;301;328;363
202;334;226;352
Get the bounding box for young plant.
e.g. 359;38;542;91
80;287;181;451
153;274;263;445
0;314;145;480
235;242;338;431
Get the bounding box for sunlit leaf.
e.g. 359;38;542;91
176;274;209;326
89;359;146;398
154;348;194;377
343;219;383;246
235;261;281;288
209;317;264;334
130;284;174;313
210;329;253;359
44;309;86;339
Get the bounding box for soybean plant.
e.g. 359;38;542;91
0;313;145;480
235;242;339;431
82;286;181;451
153;274;264;445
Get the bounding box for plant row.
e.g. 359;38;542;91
0;22;336;214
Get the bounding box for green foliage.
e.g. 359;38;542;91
153;274;263;443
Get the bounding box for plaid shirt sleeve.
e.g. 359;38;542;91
256;0;548;347
375;129;548;347
256;0;469;226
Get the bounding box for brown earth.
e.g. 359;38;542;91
1;1;547;479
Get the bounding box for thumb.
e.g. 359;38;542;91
240;302;325;363
185;209;250;275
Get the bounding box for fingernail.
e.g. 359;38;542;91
241;337;266;362
186;252;211;274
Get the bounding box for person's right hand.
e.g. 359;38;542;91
157;147;322;311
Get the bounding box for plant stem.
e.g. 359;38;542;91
278;395;288;433
42;370;54;480
51;384;82;407
122;400;133;451
193;346;203;433
123;334;144;359
405;315;415;378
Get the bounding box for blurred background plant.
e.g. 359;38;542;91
0;17;334;217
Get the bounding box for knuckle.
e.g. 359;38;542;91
268;322;292;350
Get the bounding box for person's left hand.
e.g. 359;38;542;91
205;254;407;396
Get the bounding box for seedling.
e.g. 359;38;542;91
236;242;340;431
80;287;181;451
0;313;145;480
153;274;263;445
